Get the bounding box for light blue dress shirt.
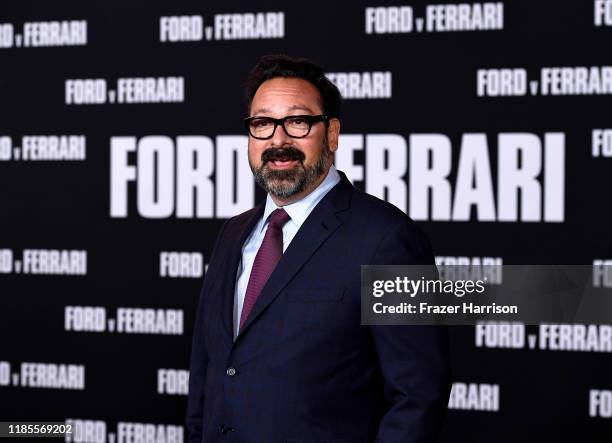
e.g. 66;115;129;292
233;164;341;339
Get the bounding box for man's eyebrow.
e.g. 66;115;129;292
251;104;316;117
251;107;271;117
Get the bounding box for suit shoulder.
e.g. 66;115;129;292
349;186;417;231
344;187;435;263
228;205;261;224
220;205;261;231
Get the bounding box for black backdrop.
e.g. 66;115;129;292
1;1;612;442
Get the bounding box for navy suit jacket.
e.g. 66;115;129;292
187;170;451;443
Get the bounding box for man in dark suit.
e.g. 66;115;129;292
187;54;451;443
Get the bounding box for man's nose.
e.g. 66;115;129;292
268;121;293;147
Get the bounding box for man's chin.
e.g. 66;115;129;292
265;178;300;193
261;164;302;181
260;173;305;199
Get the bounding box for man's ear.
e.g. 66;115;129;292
327;118;341;152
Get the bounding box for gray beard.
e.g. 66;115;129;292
251;142;331;200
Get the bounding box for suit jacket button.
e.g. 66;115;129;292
220;424;234;434
226;366;237;377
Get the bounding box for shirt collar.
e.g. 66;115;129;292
261;164;341;231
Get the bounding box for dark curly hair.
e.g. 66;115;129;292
244;54;342;119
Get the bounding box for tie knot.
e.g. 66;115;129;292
268;208;290;229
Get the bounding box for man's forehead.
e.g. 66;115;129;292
250;77;323;115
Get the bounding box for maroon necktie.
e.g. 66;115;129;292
239;208;290;332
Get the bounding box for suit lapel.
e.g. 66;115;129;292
219;203;265;345
235;172;353;340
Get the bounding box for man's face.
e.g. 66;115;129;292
247;77;339;202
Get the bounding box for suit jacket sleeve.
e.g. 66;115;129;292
370;219;452;443
186;220;229;443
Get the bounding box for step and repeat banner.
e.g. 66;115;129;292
1;0;611;442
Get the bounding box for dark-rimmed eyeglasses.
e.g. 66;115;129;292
243;114;328;140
